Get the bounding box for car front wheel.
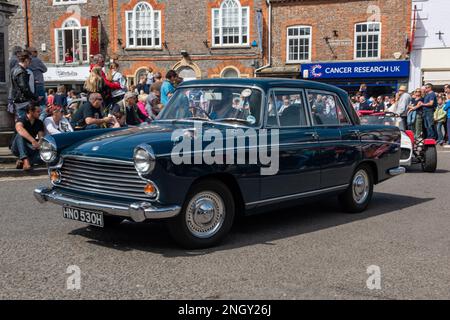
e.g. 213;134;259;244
339;164;374;213
167;180;235;249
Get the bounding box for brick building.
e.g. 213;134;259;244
112;0;267;85
8;0;268;89
8;0;112;89
257;0;412;96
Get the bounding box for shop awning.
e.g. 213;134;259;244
256;66;300;77
423;70;450;86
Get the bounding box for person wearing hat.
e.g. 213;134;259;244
392;85;411;128
44;105;74;135
110;92;148;127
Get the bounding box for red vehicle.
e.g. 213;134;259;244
359;111;437;173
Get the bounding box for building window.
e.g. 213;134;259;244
286;26;312;63
221;67;240;78
53;0;87;5
55;18;89;64
126;2;161;49
355;22;381;59
212;0;249;47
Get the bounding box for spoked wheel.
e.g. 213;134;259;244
422;146;437;173
339;164;374;213
167;180;235;249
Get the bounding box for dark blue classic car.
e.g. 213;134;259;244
34;79;404;248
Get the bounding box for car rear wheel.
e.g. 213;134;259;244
167;180;235;249
422;146;437;173
339;164;374;213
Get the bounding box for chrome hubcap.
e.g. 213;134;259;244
352;170;370;204
186;191;225;239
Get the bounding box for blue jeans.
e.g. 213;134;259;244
35;84;47;121
11;135;41;164
423;111;436;139
447;121;450;144
437;122;446;143
407;111;416;130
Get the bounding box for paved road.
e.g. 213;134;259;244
1;152;450;300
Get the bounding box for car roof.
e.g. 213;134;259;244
178;78;348;96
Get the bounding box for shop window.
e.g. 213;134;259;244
355;22;381;59
55;18;89;64
212;0;249;47
126;2;161;49
286;26;312;63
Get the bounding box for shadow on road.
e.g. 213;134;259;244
69;192;433;257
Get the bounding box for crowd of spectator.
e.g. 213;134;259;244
8;49;182;171
351;83;450;146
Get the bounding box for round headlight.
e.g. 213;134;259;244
134;145;155;175
40;140;57;163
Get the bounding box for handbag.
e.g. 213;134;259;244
434;107;447;122
7;100;16;115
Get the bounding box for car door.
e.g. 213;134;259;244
260;88;321;201
307;90;361;189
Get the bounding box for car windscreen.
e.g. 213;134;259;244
157;86;263;127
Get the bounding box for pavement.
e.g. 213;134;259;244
0;151;449;300
0;147;47;177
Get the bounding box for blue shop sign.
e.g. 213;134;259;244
301;60;410;79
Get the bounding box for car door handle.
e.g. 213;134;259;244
305;132;319;140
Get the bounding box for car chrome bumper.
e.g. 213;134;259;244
34;187;181;223
388;166;406;176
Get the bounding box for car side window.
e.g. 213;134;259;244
308;91;350;126
267;90;308;128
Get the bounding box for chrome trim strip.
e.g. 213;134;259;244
58;183;149;201
60;170;146;185
360;140;401;146
246;184;349;207
60;177;146;192
61;165;137;178
63;155;134;165
64;159;135;170
33;187;181;221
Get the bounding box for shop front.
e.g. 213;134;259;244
301;60;411;97
44;66;91;92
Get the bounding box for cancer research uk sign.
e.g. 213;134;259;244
301;61;410;79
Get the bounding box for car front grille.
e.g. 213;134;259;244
401;148;411;160
59;156;149;201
